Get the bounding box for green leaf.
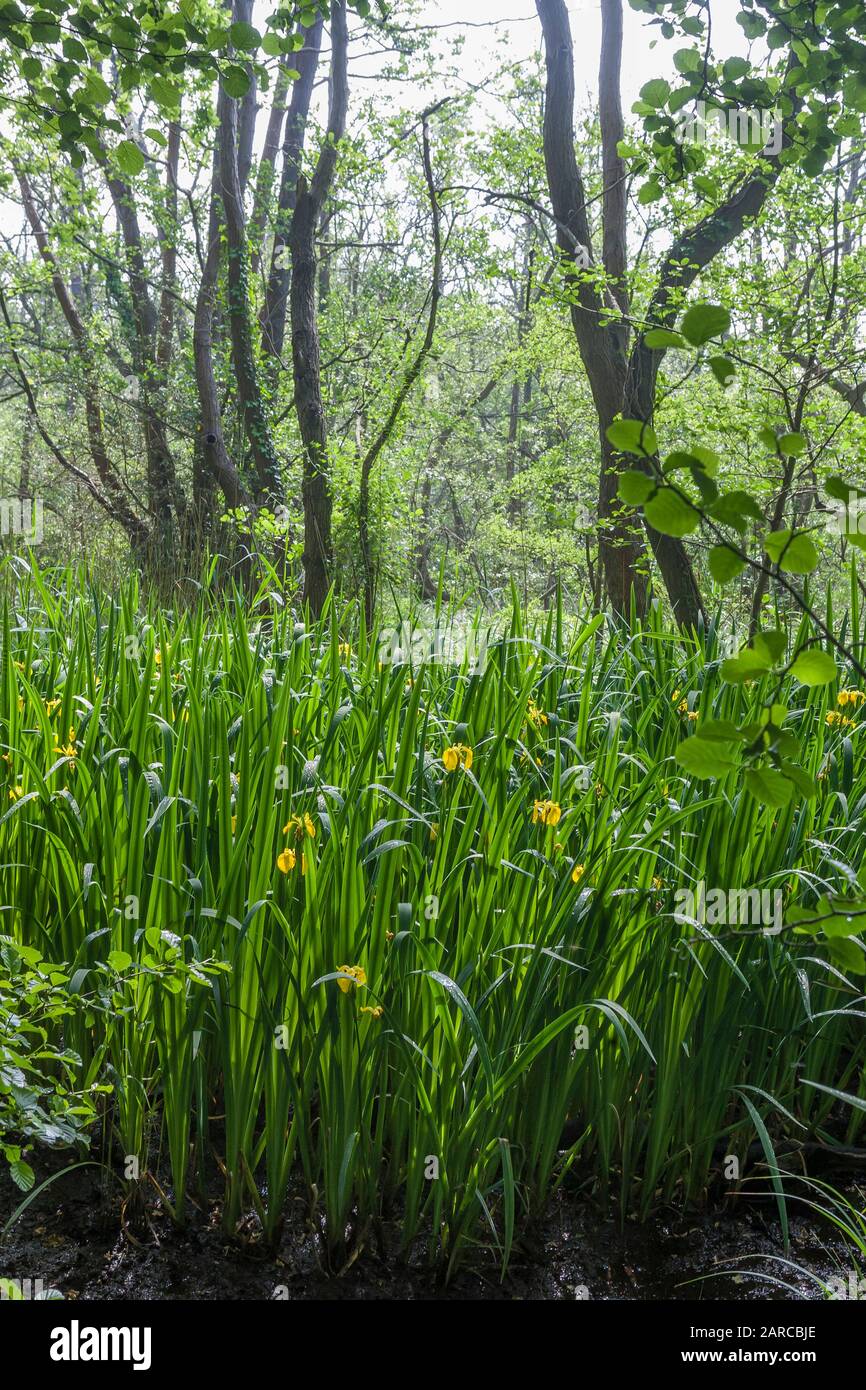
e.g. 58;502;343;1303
827;937;866;974
707;490;763;532
789;649;835;686
222;63;251;98
708;356;736;387
734;1089;788;1251
764;529;819;574
681;303;731;346
709;544;745;583
802;1080;866;1112
149;75;182;110
618;470;655;505
639;78;671;108
723;56;750;80
752;629;786;665
690;445;719;477
229;20;261;51
606;419;657;457
693;718;744;742
816;898;866;938
107;949;133;973
638;179;663;205
673;47;701;74
736;11;767;40
744;767;793;808
777;431;806;457
675;737;740;779
644;487;700;537
824;474;852;503
643;328;685;349
779;760;819;801
424;970;495;1100
720;650;771;683
115;139;145;177
10;1159;35;1193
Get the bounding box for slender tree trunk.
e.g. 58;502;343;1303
96;135;182;560
219;73;282;503
537;0;789;628
261;19;324;378
16;171;150;553
357;106;442;625
289;3;348;615
193;141;245;526
535;0;648;619
249;64;292;278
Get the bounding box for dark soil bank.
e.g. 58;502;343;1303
0;1159;856;1301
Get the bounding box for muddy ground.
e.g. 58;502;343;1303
1;1153;859;1301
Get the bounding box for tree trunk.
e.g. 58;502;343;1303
219;74;282;504
193;141;245;528
261;18;324;379
289;3;349;615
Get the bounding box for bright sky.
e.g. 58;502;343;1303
357;1;751;114
0;1;755;238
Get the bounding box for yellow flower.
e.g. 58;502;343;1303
826;711;841;727
686;710;698;722
231;815;237;835
571;863;585;884
8;785;23;801
839;689;865;708
277;848;297;873
360;1004;384;1019
53;728;77;761
338;642;352;660
838;690;850;707
527;698;548;728
429;821;439;842
336;964;366;994
532;799;562;827
45;697;61;716
443;743;473;772
652;875;664;891
283;812;316;840
672;689;680;702
154;649;162;666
